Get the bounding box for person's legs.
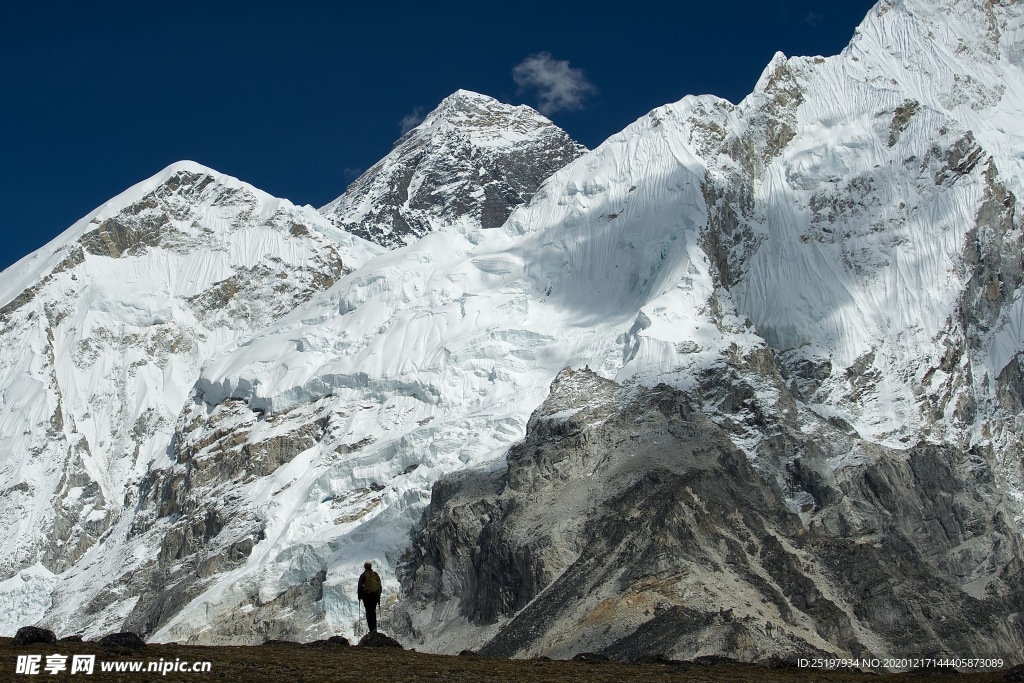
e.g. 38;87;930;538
366;601;378;632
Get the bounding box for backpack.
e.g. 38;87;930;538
363;570;381;595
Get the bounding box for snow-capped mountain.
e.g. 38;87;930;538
395;0;1024;659
2;0;1024;664
319;90;586;247
0;162;382;636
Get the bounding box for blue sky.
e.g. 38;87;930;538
1;0;876;272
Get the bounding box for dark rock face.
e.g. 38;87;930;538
13;626;57;646
358;632;403;648
98;632;146;649
396;365;1024;662
321;91;586;248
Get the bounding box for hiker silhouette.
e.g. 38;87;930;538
357;561;382;633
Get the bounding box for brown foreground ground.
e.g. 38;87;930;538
2;637;1012;683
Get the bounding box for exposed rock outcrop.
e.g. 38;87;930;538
395;366;1024;662
308;635;350;647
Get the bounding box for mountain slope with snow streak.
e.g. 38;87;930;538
726;0;1024;451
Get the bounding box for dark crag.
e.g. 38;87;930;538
395;364;1024;662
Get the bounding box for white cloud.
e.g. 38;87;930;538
512;52;596;115
398;107;425;134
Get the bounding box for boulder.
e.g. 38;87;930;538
357;632;402;648
633;654;684;666
98;632;146;649
13;626;57;646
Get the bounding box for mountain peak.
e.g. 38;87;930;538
407;90;557;142
845;0;1018;77
437;89;503;108
159;159;220;176
320;92;586;247
0;160;262;308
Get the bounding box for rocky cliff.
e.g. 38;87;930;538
397;366;1024;660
